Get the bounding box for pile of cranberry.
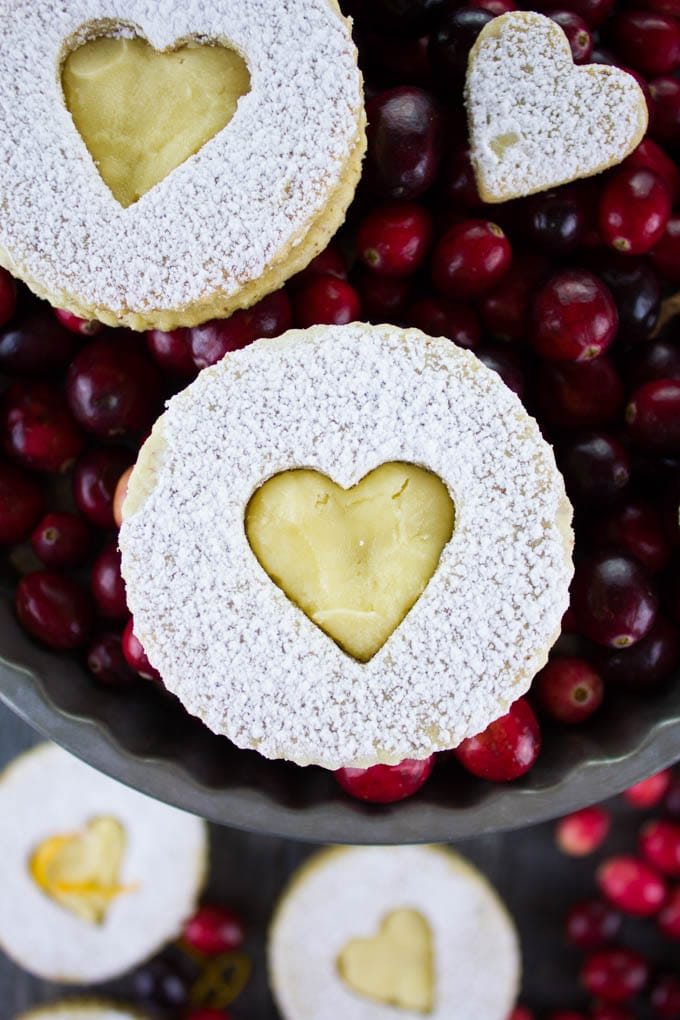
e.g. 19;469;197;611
1;0;680;802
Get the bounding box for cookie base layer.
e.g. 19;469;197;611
15;1004;150;1020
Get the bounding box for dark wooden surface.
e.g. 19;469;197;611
0;702;677;1020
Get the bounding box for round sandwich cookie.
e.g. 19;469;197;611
119;323;574;770
268;845;521;1020
0;0;365;330
13;1004;149;1020
0;743;208;983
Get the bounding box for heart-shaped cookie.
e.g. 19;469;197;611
466;12;648;203
337;909;435;1013
245;463;455;662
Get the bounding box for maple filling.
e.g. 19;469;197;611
62;34;251;207
245;463;455;663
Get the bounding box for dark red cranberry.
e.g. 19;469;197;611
87;631;138;689
651;974;680;1019
0;309;79;375
365;87;443;199
624;769;672;807
599;169;671;255
649;78;680;148
657;886;680;938
54;308;105;336
638;0;680;15
556;806;611;855
594;500;671;572
624;139;680;203
362;33;433;90
145;327;195;378
439;145;481;207
186;1011;233;1020
407;296;481;349
293;275;361;328
480;255;550;341
15;571;94;650
67;336;162;439
132;956;191;1008
581;947;649;1002
665;776;680;817
534;358;624;429
31;512;91;569
564;899;622;949
362;0;446;37
590;1007;635;1020
183;904;245;955
531;271;618;362
523;188;585;254
353;270;413;322
597;615;680;689
571;553;658;649
0;461;45;544
558;432;630;506
547;1012;586;1020
73;446;134;530
2;381;84;473
477;344;525;396
467;0;517;12
357;203;432;277
335;755;435;803
531;0;614;25
610;12;680;75
595;255;661;344
650;214;680;283
626;379;680;451
625;340;680;387
640;819;680;877
598;855;667;916
508;1008;536;1020
122;617;161;682
91;542;127;619
453;698;541;781
536;657;604;723
549;11;593;62
429;8;495;95
0;268;17;327
432;220;511;300
189;290;292;369
293;245;348;286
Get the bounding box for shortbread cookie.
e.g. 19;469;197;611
0;743;207;983
119;323;573;769
0;0;365;330
466;12;648;203
268;846;520;1020
14;1005;148;1020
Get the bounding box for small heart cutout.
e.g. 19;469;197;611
62;34;250;208
30;816;131;924
466;12;648;202
337;909;435;1014
245;463;455;663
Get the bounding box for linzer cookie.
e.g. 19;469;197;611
13;1006;149;1020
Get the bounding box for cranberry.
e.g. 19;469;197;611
625;340;680;387
650;214;680;283
439;145;481;207
649;78;680;148
623;139;680;204
480;255;550;341
73;446;134;529
357;203;432;277
624;769;672;807
535;359;624;429
2;381;84;473
67;336;162;439
639;0;680;15
523;188;586;254
54;308;104;336
564;899;622;949
536;657;604;724
593;254;661;342
362;0;446;37
0;309;79;375
407;296;481;349
453;698;540;782
87;631;138;689
467;0;518;14
15;571;94;650
594;501;671;573
146;327;195;378
293;275;361;328
556;806;611;855
477;344;525;396
0;462;44;544
548;1013;586;1020
186;1011;233;1020
293;245;348;286
559;433;630;507
190;290;292;369
666;777;680;817
122;617;161;682
651;974;680;1018
362;33;433;90
626;379;680;452
599;169;671;256
640;820;680;877
0;268;16;326
571;553;658;648
550;10;593;62
335;755;435;803
183;904;245;955
598;855;667;916
432;220;511;300
365;87;443;199
531;269;618;363
532;0;614;26
429;8;495;95
91;542;127;619
132;956;191;1008
581;947;649;1002
657;885;680;939
31;512;91;569
354;270;413;322
610;12;680;75
590;1007;635;1020
508;1008;535;1020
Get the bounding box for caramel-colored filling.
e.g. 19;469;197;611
62;35;250;207
245;463;455;662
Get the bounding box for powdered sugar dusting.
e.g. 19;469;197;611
269;846;520;1020
466;12;647;202
120;324;573;769
0;0;362;319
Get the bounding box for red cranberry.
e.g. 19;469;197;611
146;327;195;378
477;344;525;396
625;340;680;387
91;542;127;619
508;1008;535;1020
535;358;624;429
597;615;680;690
122;617;161;682
480;255;550;341
666;777;680;817
0;461;44;544
594;501;671;573
657;885;680;939
571;554;658;649
432;220;511;300
640;820;680;877
357;203;432;277
531;271;618;362
626;379;680;452
559;433;630;506
468;0;517;12
429;8;495;94
67;336;162;439
649;78;680;148
407;296;480;349
335;755;435;803
453;698;541;782
293;245;348;286
650;214;680;282
581;947;649;1002
556;806;611;855
31;512;91;569
54;308;104;336
531;0;614;27
550;10;593;62
439;145;481;207
87;631;138;689
610;12;680;75
362;32;433;89
639;0;680;15
599;169;671;255
353;270;413;322
624;769;672;807
564;899;622;949
73;446;134;529
536;657;604;724
293;275;361;328
598;855;667;916
2;381;84;473
183;904;245;955
0;268;17;326
365;87;443;199
592;255;661;344
523;187;586;254
624;139;680;203
190;290;292;369
186;1011;233;1020
651;974;680;1018
15;571;94;650
0;309;79;375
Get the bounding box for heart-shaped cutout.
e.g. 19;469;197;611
62;34;251;208
465;11;648;202
245;463;455;663
30;816;131;924
337;909;435;1013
